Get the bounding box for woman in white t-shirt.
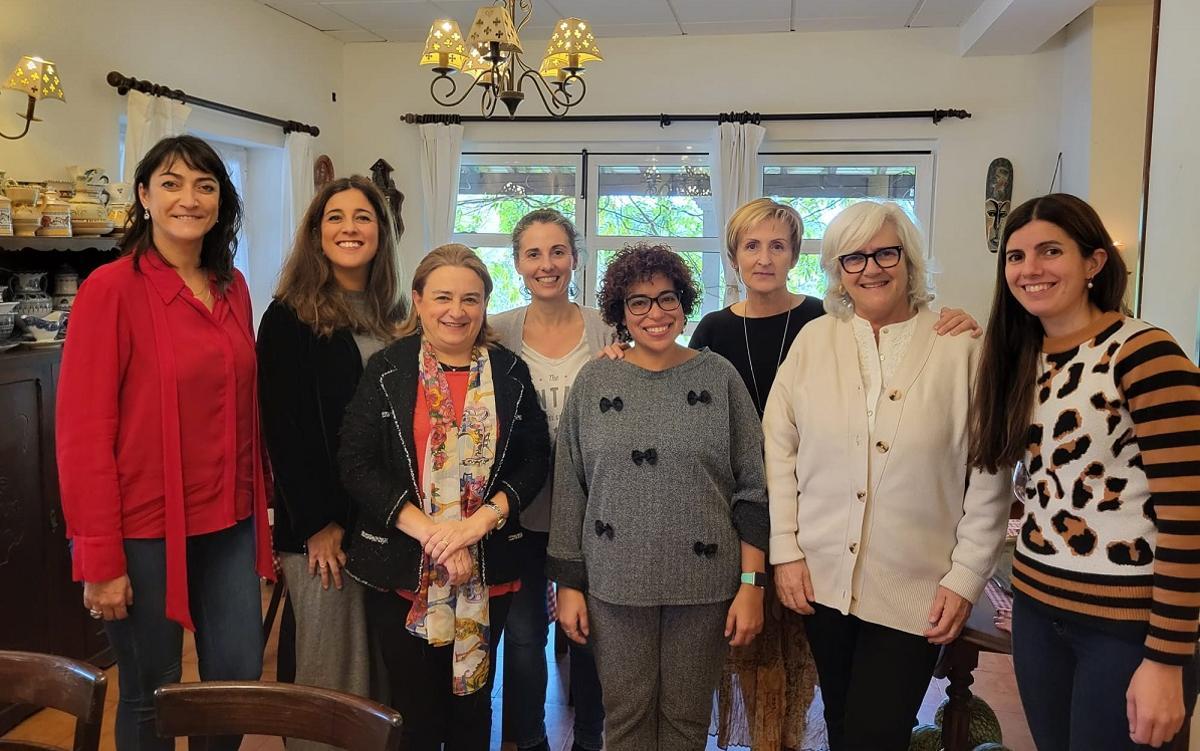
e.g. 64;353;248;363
489;209;613;751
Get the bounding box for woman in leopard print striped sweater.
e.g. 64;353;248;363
969;193;1200;750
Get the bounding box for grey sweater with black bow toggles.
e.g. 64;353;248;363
546;350;769;606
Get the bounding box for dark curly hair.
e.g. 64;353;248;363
598;243;700;342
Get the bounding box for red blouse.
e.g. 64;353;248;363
56;251;273;630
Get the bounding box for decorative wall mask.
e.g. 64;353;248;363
985;158;1013;253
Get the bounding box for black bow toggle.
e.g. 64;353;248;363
687;390;711;406
600;396;624;413
693;541;718;558
594;520;614;539
631;448;658;466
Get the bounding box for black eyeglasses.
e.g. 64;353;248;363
625;290;681;315
838;246;903;274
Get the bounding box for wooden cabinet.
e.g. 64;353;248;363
0;348;113;734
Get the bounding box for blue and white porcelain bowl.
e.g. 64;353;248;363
17;310;68;342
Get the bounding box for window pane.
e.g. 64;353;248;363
455;165;576;234
475;246;525;315
763;165;918;238
788;255;828;297
596;165;714;238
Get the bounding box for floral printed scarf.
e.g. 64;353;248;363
406;338;499;695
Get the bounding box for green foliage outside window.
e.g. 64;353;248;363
595;196;708;238
454;195;575;235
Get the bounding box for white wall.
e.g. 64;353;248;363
1088;4;1153;262
0;0;344;320
1142;0;1200;362
1056;4;1153;283
0;0;343;180
1059;10;1095;196
342;27;1065;319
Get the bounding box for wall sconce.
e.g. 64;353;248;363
1;56;66;140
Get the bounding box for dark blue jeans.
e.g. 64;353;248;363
103;518;264;751
503;531;605;751
1012;594;1197;751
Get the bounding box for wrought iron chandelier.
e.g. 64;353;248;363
643;165;712;198
419;1;602;119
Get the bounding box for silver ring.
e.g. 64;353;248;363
89;609;102;619
564;628;575;635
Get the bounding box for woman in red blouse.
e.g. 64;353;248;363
57;135;273;751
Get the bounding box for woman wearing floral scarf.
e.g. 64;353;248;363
340;244;550;749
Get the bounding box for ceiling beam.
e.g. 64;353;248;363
960;0;1096;55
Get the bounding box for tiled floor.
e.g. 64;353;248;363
4;582;1036;751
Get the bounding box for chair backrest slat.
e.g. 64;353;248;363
0;651;107;751
154;681;402;751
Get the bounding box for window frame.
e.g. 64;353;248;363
758;151;936;257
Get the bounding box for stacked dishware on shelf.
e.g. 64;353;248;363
0;167;130;238
52;264;78;311
4;271;68;350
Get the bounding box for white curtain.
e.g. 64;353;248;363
122;90;191;181
419;123;464;249
715;122;766;305
282;131;316;249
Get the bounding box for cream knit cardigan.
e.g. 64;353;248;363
763;308;1010;636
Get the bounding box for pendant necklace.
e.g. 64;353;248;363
743;299;792;415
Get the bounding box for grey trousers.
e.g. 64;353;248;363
280;552;372;751
587;597;731;751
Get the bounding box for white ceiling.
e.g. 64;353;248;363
252;0;993;43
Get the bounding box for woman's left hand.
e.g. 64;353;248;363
935;307;983;338
596;341;629;360
923;586;972;644
1127;660;1186;747
307;522;347;591
424;517;490;564
725;584;765;647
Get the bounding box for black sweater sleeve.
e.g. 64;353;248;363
257;302;339;546
338;351;415;531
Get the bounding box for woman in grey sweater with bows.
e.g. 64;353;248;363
547;243;769;751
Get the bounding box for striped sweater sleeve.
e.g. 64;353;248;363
1115;328;1200;664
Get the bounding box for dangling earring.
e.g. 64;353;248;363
143;209;150;221
1087;278;1094;289
838;283;852;308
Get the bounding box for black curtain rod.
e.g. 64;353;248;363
402;109;971;127
106;71;320;137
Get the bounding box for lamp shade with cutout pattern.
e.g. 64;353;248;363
538;18;601;78
420;19;468;70
3;56;65;101
466;6;522;53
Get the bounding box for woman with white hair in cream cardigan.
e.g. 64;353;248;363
763;200;1010;751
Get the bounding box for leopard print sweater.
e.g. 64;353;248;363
1013;312;1200;664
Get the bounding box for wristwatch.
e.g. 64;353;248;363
740;571;766;588
480;500;507;532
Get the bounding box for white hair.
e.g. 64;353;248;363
819;201;934;320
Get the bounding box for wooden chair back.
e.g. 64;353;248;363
154;681;402;751
0;650;107;751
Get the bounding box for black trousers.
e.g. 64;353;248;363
366;589;512;751
803;603;941;751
